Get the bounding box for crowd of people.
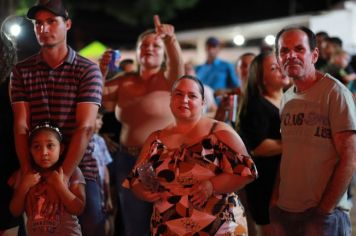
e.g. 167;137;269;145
0;0;356;236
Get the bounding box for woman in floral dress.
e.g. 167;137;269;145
124;75;258;235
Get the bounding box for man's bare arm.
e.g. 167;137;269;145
12;102;31;172
318;130;356;213
62;103;99;178
153;15;184;87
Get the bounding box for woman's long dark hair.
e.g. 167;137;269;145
236;51;272;130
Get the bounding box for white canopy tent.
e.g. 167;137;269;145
175;1;356;63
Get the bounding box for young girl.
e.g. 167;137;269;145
10;122;86;235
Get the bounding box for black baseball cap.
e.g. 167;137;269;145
27;0;69;20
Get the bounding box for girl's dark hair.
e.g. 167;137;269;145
98;106;106;116
29;121;63;143
172;75;205;100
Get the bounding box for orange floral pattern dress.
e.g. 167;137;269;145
125;133;258;236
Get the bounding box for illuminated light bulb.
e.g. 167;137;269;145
233;34;245;46
265;35;275;46
10;24;21;37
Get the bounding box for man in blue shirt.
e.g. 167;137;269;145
195;37;239;96
348;80;356;97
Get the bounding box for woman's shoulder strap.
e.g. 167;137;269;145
209;121;219;135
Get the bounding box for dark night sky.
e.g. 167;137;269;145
70;0;344;48
15;0;345;58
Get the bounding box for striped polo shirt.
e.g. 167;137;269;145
11;47;103;181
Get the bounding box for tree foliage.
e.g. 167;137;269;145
16;0;199;26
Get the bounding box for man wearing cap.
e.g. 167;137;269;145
195;36;239;97
10;0;104;235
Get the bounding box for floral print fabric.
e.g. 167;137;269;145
125;134;258;236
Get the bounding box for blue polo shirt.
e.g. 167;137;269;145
195;58;239;90
348;80;356;93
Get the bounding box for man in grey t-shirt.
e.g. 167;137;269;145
270;26;356;236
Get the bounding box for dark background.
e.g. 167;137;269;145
70;0;345;48
9;0;346;59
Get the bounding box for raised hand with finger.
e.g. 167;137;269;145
154;14;175;40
